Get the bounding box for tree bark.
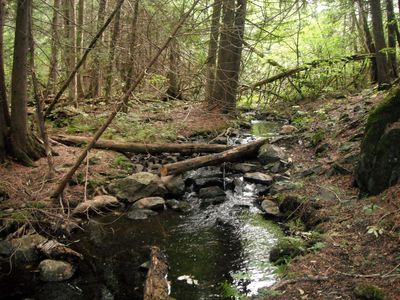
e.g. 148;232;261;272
164;38;182;100
63;0;78;105
45;0;61;99
143;246;169;300
370;0;391;86
76;0;85;97
160;139;266;176
10;0;43;165
386;0;398;78
0;0;8;161
53;134;231;154
205;0;222;105
105;7;121;98
88;0;107;98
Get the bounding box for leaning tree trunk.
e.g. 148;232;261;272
370;0;391;86
0;0;8;161
105;7;121;99
63;0;78;106
356;0;378;83
205;0;222;105
10;0;44;165
386;0;398;78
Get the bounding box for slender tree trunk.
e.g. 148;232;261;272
0;0;8;161
105;7;121;99
76;0;85;97
45;0;60;99
205;0;222;105
386;0;398;77
370;0;391;85
10;0;43;165
165;38;182;100
357;0;378;82
63;0;78;105
123;0;139;112
89;0;107;98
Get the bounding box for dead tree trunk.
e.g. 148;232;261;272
51;0;200;199
53;135;231;154
160;139;266;176
143;246;169;300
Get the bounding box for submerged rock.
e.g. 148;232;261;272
132;197;165;210
108;172;167;202
10;233;47;264
199;186;225;198
127;209;158;220
244;172;273;185
39;259;75;282
258;144;285;164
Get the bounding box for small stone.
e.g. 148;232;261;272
244;172;273;185
165;199;180;209
132;197;165;210
177;201;191;213
261;200;280;217
280;125;297;134
229;163;260;173
201;196;226;207
39;259;75;282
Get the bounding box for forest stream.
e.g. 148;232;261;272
0;121;285;300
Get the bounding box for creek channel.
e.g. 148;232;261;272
1;120;285;300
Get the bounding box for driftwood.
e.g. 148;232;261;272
54;134;231;155
51;0;200;199
72;195;120;216
37;239;83;262
143;246;169;300
243;54;373;91
160;139;266;176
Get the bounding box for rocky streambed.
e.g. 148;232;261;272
0;118;307;299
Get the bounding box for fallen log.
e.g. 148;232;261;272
143;246;169;300
160;139;266;176
53;134;231;155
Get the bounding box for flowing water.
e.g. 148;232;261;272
0;120;283;300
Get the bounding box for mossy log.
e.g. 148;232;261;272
355;87;400;195
53;134;231;155
160;139;266;176
143;246;169;300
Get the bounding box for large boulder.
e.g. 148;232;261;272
355;87;400;195
108;172;167;203
161;175;185;196
39;259;75;282
258;144;285;164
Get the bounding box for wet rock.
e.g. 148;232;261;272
201;196;226;207
270;180;302;195
229;162;260;173
280;125;297;134
199;186;225;198
266;160;290;173
177;201;191;213
273;174;291;182
132;163;145;173
162;175;185;196
39;259;75;282
132;197;165;210
0;240;13;256
10;233;47;263
353;283;385;300
279;195;302;215
261;200;280;217
108;172;167;203
72;195;120;216
244;172;273;185
192;177;225;190
269;238;304;264
212;136;227;144
165;199;180;209
127;209;158;220
258;144;285;164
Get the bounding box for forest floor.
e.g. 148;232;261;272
1;91;400;299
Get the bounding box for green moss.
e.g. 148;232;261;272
249;214;285;238
219;281;246;299
112;155;134;171
353;283;385;300
269;237;305;264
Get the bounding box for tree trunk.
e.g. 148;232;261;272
53;134;231;155
370;0;391;86
164;38;182;100
88;0;107;98
45;0;60;100
386;0;398;78
105;7;121;99
205;0;222;105
63;0;78;105
356;0;378;83
76;0;85;97
160;139;266;176
10;0;43;165
0;0;8;161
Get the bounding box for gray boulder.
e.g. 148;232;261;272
162;175;185;196
10;233;47;264
258;144;285;164
108;172;167;202
244;172;273;185
132;197;165;210
261;199;280;217
39;259;75;282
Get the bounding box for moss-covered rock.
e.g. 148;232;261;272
353;283;385;300
356;87;400;195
